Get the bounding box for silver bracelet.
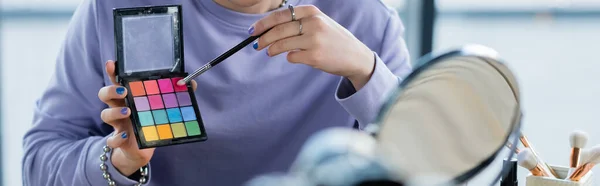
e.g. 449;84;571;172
100;145;148;186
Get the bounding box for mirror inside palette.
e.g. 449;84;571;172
113;5;207;149
244;45;522;186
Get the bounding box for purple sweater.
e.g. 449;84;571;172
22;0;411;185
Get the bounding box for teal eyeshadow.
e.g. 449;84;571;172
138;111;154;126
152;110;169;124
180;107;196;121
166;108;183;123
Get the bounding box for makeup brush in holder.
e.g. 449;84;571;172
520;134;558;178
520;146;594;186
568;145;600;182
567;130;589;178
518;148;550;177
519;131;595;186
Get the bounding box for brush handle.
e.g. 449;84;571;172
180;28;273;83
530;165;550;177
568;163;595;182
570;148;581;168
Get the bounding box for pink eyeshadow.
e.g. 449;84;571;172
148;95;164;110
158;78;174;93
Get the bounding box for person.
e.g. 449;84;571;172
22;0;412;185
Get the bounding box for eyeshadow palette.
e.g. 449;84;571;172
128;77;202;141
114;5;207;148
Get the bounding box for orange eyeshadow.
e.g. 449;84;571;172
129;81;146;96
156;124;174;139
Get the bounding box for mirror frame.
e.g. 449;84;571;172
365;44;522;185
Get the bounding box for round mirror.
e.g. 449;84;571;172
369;44;522;185
244;45;523;186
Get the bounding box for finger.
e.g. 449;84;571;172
98;85;127;107
191;80;197;92
250;5;321;36
266;35;311;57
286;50;311;64
101;107;131;126
105;60;119;85
254;20;303;51
107;131;128;148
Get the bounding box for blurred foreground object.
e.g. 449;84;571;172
246;44;522;186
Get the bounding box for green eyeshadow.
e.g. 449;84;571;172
185;121;201;136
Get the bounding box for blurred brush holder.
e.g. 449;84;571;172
526;165;593;186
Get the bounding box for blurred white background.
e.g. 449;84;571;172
2;0;600;186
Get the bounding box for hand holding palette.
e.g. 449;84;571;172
113;5;207;148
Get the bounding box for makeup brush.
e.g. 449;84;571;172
568;146;600;182
517;148;549;177
567;130;589;178
579;145;600;165
519;134;558;178
177;28;273;86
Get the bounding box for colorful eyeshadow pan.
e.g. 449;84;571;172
152;110;169;124
158;79;174;93
129;78;203;145
170;123;187;138
166;108;183;122
142;126;159;141
138;111;155;126
148;95;164;109
129;81;146;96
171;77;188;92
134;97;150;111
176;92;192;106
185;121;201;136
143;80;160;95
156;124;174;139
180;107;196;121
162;94;178;108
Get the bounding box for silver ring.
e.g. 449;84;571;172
298;20;303;35
288;4;296;21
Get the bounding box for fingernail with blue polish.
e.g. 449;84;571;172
248;26;255;35
121;107;128;115
253;42;259;50
121;132;127;139
116;87;125;95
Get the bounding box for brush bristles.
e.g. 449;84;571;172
587;146;600;164
518;148;538;170
570;130;589;148
580;145;600;165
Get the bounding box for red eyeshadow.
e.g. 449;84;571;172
172;78;188;92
